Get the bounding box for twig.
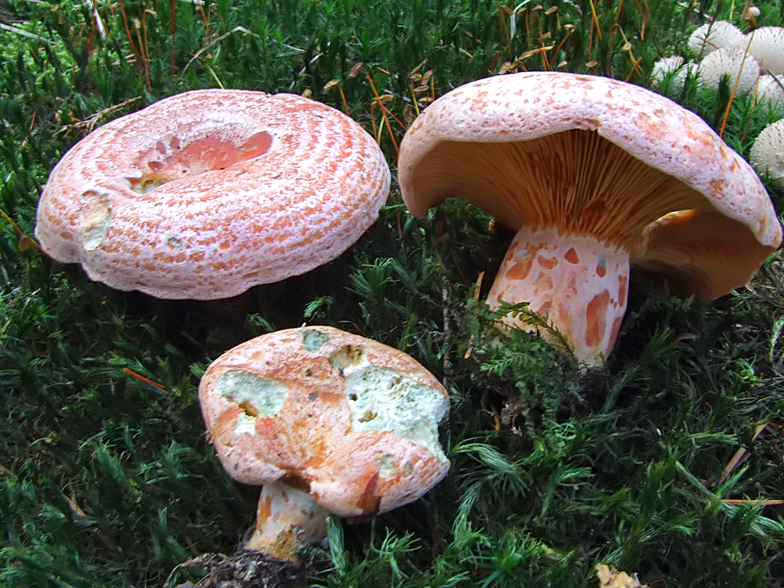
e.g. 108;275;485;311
718;422;769;486
588;0;602;42
57;97;141;137
0;23;55;45
360;65;399;157
180;26;261;77
722;499;783;506
123;367;165;390
0;207;42;253
720;31;755;138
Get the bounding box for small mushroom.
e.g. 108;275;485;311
688;21;745;60
755;74;784;113
750;118;784;189
398;72;781;366
699;46;760;94
199;326;450;560
650;55;700;96
739;26;784;75
595;564;648;588
35;90;390;300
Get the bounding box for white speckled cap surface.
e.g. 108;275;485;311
199;326;450;518
741;26;784;75
750;118;784;189
688;20;745;59
699;47;760;93
398;72;781;298
36;90;391;299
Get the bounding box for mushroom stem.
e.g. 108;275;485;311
244;480;329;561
486;226;630;366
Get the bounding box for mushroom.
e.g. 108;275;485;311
688;20;745;60
595;564;647;588
755;74;784;113
750;118;784;189
397;72;781;366
740;26;784;75
199;326;450;560
699;46;760;94
35;90;390;300
650;55;700;96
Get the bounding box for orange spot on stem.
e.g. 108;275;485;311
596;257;607;277
618;275;628;308
257;494;273;529
585;290;610;349
609;316;624;349
506;260;532;281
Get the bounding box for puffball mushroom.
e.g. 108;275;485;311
199;326;450;560
688;20;745;59
740;26;784;75
756;74;784;113
699;46;761;94
398;72;781;366
35;90;390;300
650;55;700;96
750;118;784;189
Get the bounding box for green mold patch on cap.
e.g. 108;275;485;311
79;190;112;252
214;371;289;436
344;365;450;463
302;328;331;353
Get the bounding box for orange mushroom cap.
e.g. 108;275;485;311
398;72;781;365
35;90;390;299
199;326;450;519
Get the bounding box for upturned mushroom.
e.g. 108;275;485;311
36;90;390;300
398;72;781;366
199;326;450;560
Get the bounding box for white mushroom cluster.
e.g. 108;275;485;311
652;20;784;113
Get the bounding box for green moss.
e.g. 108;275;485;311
1;0;783;586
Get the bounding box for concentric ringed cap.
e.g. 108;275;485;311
35;90;391;299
